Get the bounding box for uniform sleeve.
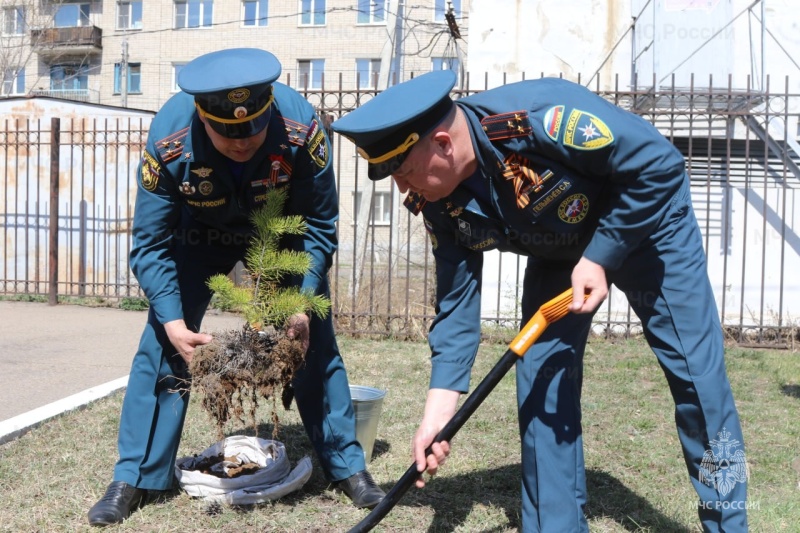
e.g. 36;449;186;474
129;146;183;324
285;116;338;295
531;82;688;270
423;215;483;393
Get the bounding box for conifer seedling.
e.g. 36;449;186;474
189;188;331;439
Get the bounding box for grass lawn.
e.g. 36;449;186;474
0;335;798;532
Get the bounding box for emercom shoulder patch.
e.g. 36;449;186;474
141;151;161;192
563;109;614;150
305;120;329;168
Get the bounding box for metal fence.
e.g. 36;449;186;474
1;74;799;345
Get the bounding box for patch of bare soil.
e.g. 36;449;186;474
189;325;305;439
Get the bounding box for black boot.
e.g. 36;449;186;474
87;481;146;527
334;470;386;509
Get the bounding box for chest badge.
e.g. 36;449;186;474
198;181;213;196
191;167;213;178
457;218;471;236
558;194;590;223
179;182;196;195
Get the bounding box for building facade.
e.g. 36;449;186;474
3;0;798;338
1;0;468;109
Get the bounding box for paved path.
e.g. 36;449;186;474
0;301;242;443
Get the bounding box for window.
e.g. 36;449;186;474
357;0;385;24
356;59;381;89
50;65;89;91
434;0;460;23
299;0;325;26
356;58;398;88
172;63;186;92
2;67;25;95
117;1;142;30
432;57;459;73
175;0;213;29
297;59;324;89
354;191;392;225
114;63;142;94
54;3;91;27
243;0;268;26
2;6;26;35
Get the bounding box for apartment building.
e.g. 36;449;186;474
1;0;468;110
2;0;469;290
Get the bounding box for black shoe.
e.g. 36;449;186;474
334;470;386;509
87;481;146;527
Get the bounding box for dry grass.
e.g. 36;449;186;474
0;336;798;532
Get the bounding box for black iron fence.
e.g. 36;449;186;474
1;74;799;345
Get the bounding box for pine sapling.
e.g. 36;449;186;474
189;187;331;438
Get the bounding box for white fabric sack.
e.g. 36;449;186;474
174;435;312;505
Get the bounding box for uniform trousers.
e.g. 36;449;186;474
113;238;365;490
516;179;748;532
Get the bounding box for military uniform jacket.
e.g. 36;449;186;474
132;84;336;325
413;78;688;392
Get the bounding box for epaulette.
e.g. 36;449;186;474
283;117;310;146
480;111;532;141
155;127;189;163
403;192;427;216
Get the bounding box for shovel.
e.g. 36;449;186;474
347;287;582;533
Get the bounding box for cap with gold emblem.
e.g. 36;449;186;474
178;48;282;139
331;70;457;180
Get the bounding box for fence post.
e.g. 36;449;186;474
48;118;60;306
79;200;87;296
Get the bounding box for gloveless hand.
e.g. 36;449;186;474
569;256;608;313
163;319;213;364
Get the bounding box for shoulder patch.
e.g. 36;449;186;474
283;117;310;146
403;191;427;216
563;109;614;150
305;119;329;168
155;128;189;163
543;106;565;142
480;111;532;141
140;151;161;191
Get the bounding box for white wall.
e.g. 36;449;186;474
0;98;153;290
467;0;800;328
466;0;631;89
467;0;800;92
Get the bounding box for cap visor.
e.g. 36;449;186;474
367;152;409;181
207;112;270;139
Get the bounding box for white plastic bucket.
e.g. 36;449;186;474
349;385;386;463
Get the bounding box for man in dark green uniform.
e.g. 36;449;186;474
87;48;384;527
331;70;748;532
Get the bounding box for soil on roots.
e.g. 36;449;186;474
189;326;306;439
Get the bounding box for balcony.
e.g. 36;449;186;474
31;26;102;58
29;88;99;104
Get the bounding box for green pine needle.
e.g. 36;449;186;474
206;188;330;328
